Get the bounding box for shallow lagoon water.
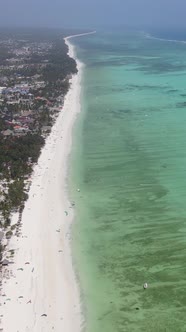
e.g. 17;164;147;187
71;30;186;332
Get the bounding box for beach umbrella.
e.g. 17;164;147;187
1;259;10;266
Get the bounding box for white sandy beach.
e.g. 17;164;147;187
0;34;88;332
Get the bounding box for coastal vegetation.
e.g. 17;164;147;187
0;28;77;260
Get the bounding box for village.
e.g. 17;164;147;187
0;38;67;138
0;83;63;138
0;30;77;256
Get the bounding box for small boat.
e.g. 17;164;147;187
143;283;148;289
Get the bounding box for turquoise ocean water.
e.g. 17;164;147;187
70;30;186;332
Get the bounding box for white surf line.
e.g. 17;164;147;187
65;30;96;41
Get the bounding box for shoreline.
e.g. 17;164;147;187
0;33;90;332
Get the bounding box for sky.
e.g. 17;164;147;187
0;0;186;29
